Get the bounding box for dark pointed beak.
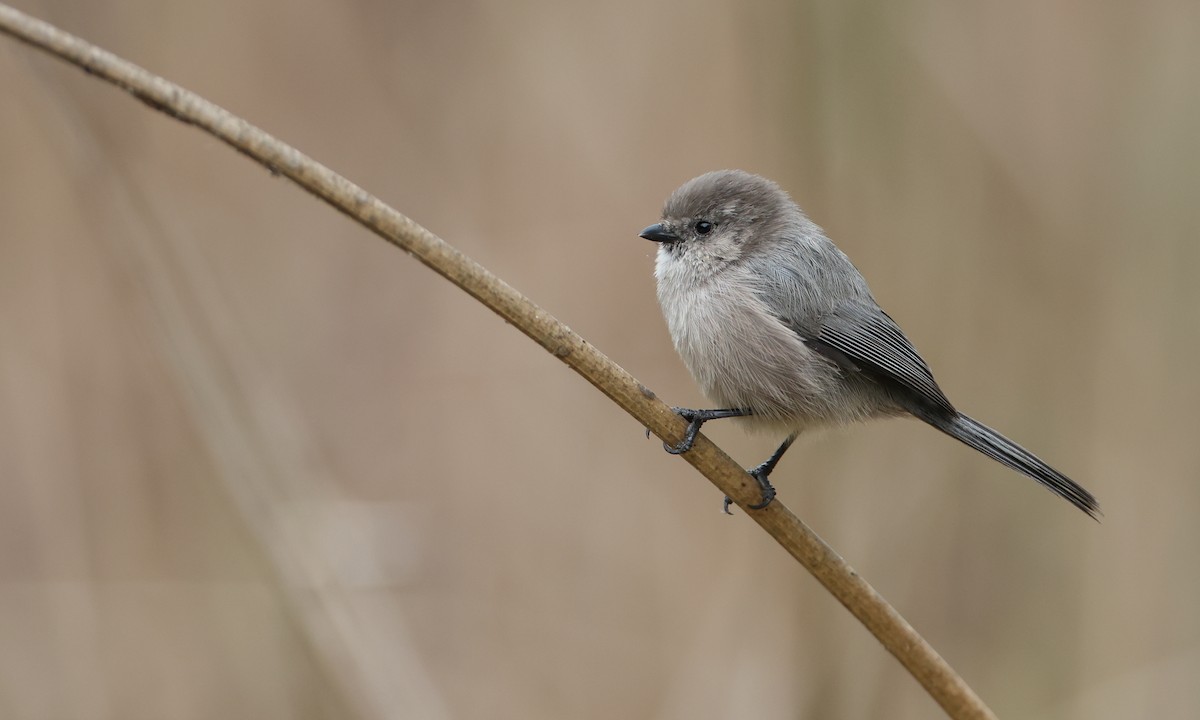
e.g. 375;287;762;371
639;223;679;244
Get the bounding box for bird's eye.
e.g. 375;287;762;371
694;221;714;236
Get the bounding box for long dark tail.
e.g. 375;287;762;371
914;410;1100;519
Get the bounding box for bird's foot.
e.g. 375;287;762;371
662;407;708;455
722;464;777;514
660;407;753;455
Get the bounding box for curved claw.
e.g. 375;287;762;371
747;480;777;510
720;472;777;514
663;438;692;455
745;468;778;510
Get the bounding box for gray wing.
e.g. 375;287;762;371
744;234;955;415
802;303;956;415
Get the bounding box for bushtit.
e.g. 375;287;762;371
641;170;1099;518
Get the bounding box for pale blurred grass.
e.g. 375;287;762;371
1;0;1198;718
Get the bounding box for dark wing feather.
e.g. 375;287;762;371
800;304;956;415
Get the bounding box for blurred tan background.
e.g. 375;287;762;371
1;0;1198;718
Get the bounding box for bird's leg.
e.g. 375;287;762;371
661;407;753;455
723;432;798;514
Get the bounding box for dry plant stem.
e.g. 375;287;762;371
0;6;996;720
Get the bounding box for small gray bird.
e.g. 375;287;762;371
641;169;1099;518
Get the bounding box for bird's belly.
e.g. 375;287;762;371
662;283;857;430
